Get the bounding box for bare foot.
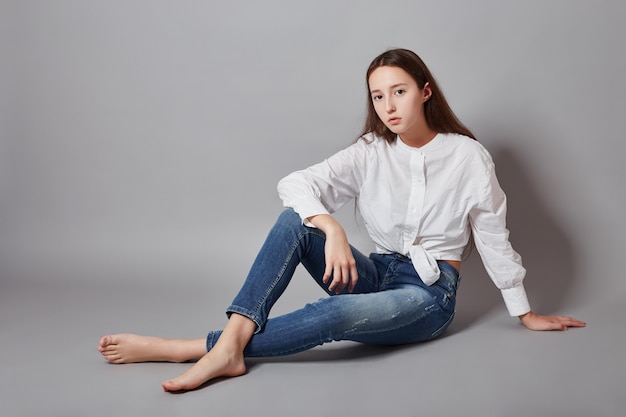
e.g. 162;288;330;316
98;334;206;364
161;346;246;392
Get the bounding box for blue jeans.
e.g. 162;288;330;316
206;208;460;357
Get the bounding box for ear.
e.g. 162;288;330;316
422;82;432;102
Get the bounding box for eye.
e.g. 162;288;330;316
395;89;406;96
372;94;383;101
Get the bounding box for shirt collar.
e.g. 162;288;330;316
394;133;443;153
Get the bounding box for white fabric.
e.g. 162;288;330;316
277;133;530;316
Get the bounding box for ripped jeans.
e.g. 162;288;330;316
206;208;460;357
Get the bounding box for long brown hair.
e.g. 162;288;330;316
360;48;476;142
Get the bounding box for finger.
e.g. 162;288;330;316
322;264;332;284
550;315;581;326
565;316;586;326
539;321;566;331
334;266;349;294
341;265;351;293
543;317;567;331
559;316;586;328
328;265;341;292
348;264;359;293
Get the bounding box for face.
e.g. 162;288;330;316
368;65;432;142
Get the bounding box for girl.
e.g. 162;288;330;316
98;48;585;392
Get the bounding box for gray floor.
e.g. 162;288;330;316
1;253;623;417
3;1;625;416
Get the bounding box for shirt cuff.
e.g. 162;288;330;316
285;200;330;227
501;284;531;317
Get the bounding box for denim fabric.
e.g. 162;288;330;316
207;208;460;357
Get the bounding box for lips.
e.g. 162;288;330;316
388;117;401;125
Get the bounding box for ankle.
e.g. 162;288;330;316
169;339;207;362
220;314;256;348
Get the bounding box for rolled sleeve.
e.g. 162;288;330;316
277;173;332;224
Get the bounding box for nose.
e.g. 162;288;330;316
385;97;395;113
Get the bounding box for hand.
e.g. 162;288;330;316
519;311;586;331
322;229;359;294
306;214;359;294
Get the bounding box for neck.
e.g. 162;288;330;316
399;128;438;148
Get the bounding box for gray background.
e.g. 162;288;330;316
1;1;624;416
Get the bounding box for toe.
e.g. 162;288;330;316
161;380;178;392
99;336;112;347
105;354;121;363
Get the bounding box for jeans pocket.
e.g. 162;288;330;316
434;263;460;295
431;275;457;314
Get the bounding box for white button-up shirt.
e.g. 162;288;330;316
277;133;530;316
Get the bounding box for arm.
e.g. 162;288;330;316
277;138;370;223
306;214;358;294
470;147;585;330
277;140;372;294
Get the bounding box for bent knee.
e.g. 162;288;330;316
277;208;304;227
